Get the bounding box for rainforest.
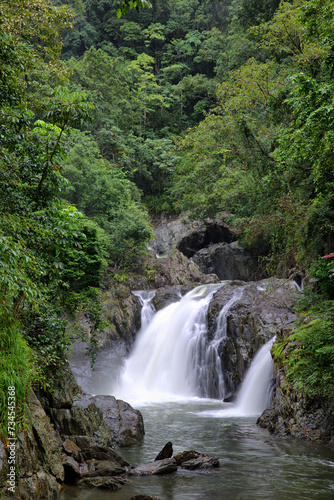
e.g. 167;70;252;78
1;0;334;498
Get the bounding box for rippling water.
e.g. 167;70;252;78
60;399;334;500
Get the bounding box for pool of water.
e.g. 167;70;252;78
60;399;334;500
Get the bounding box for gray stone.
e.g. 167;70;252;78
207;278;298;399
77;475;128;490
155;442;173;460
129;458;178;476
173;450;219;469
192;241;260;281
72;394;145;447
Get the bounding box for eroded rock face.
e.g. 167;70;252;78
0;391;64;499
151;215;235;257
84;395;145;447
207;278;298;398
257;334;334;448
192;241;260;282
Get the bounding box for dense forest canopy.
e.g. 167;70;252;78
1;0;334;439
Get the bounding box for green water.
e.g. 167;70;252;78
60;399;334;500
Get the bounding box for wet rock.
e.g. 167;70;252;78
80;394;145;447
192;241;260;281
129;458;178;476
73;440;129;466
77;475;128;490
155;442;173;460
0;391;64;499
62;456;81;482
63;439;81;460
174;450;219;469
207;278;298;398
257;341;334;448
49;397;115;448
85;459;127;476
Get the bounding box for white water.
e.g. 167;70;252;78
132;290;156;330
114;284;223;402
113;284;276;416
235;335;276;414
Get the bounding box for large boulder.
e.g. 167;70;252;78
86;395;145;447
48;393;144;448
151;215;235;257
192;241;260;281
207;278;298;398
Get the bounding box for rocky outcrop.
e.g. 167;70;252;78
192;241;260;282
207;278;298;398
82;395;145;447
150;215;235;257
41;362;144;449
0;361;146;498
128;449;219;476
0;391;64;499
257;332;334;448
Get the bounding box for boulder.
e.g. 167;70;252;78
155;442;173;460
129;458;178;476
174;450;219;469
79;394;145;447
192;241;260;281
49;398;115;448
77;475;128;490
207;278;298;398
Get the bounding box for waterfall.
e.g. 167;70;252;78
113;284;275;412
132;290;156;330
201;287;244;399
234;336;276;415
114;284;223;402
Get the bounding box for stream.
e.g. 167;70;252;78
61;285;334;499
61;397;334;499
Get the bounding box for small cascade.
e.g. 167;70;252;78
201;287;244;399
132;290;156;330
234;336;276;415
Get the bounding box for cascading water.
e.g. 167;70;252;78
113;283;276;413
132;290;156;330
234;336;276;415
200;287;244;399
114;284;223;402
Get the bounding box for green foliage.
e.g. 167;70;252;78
61;129;154;266
273;301;334;398
0;319;37;441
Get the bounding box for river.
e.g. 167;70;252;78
61;285;334;499
61;398;334;500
